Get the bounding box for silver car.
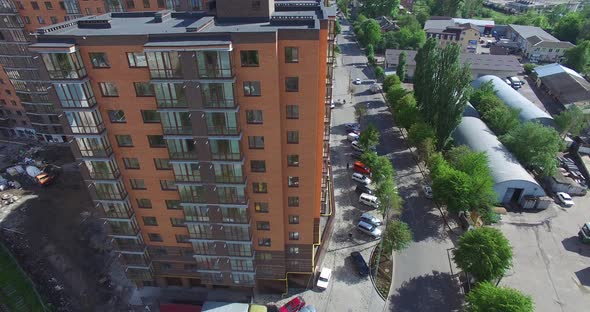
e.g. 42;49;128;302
357;220;381;239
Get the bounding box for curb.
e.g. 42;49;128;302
369;244;388;301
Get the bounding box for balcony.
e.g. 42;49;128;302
153;264;201;278
112;238;146;253
126;267;154;281
215;175;246;184
119;253;151;267
106;221;140;237
69;123;106;135
97;202;134;219
217;195;247;205
206;126;241;137
202;99;237;110
95;184;128;201
87;167;120;180
211;152;242;161
162;126;193;135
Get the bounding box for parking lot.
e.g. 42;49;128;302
497;195;590;312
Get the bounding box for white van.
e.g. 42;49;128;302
359;193;379;208
508;76;523;89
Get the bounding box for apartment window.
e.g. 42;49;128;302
289;232;300;240
248;136;264;149
258;238;271;247
288;196;299;207
141;110;160;123
143;0;150;8
240;50;259;67
289;215;300;224
143;216;158;226
246;110;263;124
31;1;39;10
157;0;165;7
285;47;299;63
58;1;64;9
89;53;110;68
99;82;118;97
176;235;189;243
256;221;270;231
289;247;300;254
147;51;182;78
127;52;147;68
252;0;260;9
285;77;299;92
115;135;133;147
254;202;269;213
97;7;102;13
288;176;299;188
126;0;135;9
548;49;553;52
16;1;24;9
154;158;171;170
37;16;45;24
147;135;166;148
250;160;266;172
286;105;299;119
50;16;58;24
160;180;177;191
148;233;162;242
122;157;140;169
252;182;267;193
243;81;261;96
137;198;152;208
287;155;299;167
85;7;91;14
23;16;30;24
134;82;155;97
166;200;181;210
130;179;146;190
170;218;185;227
287;131;299;144
107;110;126;123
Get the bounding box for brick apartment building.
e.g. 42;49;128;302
28;0;335;292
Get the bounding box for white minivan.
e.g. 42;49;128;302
352;172;371;185
359;193;379;209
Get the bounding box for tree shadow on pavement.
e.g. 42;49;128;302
389;271;463;312
575;267;590;287
561;236;590;257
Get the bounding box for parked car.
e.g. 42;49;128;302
353;161;371;175
279;296;306;312
350;251;370;276
316;267;332;290
370;83;380;93
579;222;590;244
423;185;433;199
355;184;374;195
360;212;382;226
357;220;382;239
352;172;371;185
350;149;363;159
345;122;360;132
299;306;317;312
556;192;574;207
347;132;359;142
358;193;379;209
354;78;362;85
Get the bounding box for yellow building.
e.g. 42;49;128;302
426;23;480;53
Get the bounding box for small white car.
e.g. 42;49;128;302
351;140;364;152
347;132;359;142
354;78;362;85
352;172;371;185
316;267;332;290
423;185;433;199
556;192;574;207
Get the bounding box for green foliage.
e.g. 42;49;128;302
335;20;342;35
554;13;583;44
431;161;473;212
393;93;420;129
430;0;462;17
470;80;496;106
484;105;521;136
359;124;380;151
386;85;408;108
414;39;472;150
381;15;426;50
407;121;436;147
375;178;402;214
453;227;513;282
396;52;407;82
417;137;437;164
366;44;375;58
360;151;379;171
355;105;367;123
383;74;401;91
500;122;564;177
523;63;537;75
360;0;400;18
0;244;47;311
375;66;385;80
466;282;534;312
563;40;590;75
359;19;382;47
337;0;350;17
554;105;589;137
373;156;394;185
382;220;413;254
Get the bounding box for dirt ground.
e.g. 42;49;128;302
0;143;135;311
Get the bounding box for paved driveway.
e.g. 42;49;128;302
498;196;590;312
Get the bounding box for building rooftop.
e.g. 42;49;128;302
385;49;522;73
424;17;494;30
508;24;559;42
534;64;590;105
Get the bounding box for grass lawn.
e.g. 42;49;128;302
0;243;47;311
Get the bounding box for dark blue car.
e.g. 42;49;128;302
350;251;370;277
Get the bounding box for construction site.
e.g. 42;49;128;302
0;141;135;311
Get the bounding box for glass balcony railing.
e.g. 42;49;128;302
207;126;240;136
88;167;120;180
106;220;140;236
113;238;146;252
211;152;242;161
162;126;193;135
215;175;246;184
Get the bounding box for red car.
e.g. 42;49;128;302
279;296;306;312
353;161;371;175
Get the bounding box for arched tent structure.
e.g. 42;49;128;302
472;75;554;127
452;108;546;204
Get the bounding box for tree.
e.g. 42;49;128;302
396;51;407;81
360;151;379;171
355;105;367;123
382;220;413;254
554;13;582;44
484;105;521;136
407;121;436;147
335;20;342;35
386;85;408;109
361;19;382;47
375;66;385;80
500;122;564;177
383;74;401;91
453;227;513;282
375;178;402;214
431;162;473;213
416;137;436;164
359;124;380;151
366;44;375;58
466;282;534;312
554;105;589;137
393;93;420;129
563;40;590;75
470;80;496;107
393;27;426;50
523;63;537;75
373;156;394;184
414;39;471;150
361;0;400;18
